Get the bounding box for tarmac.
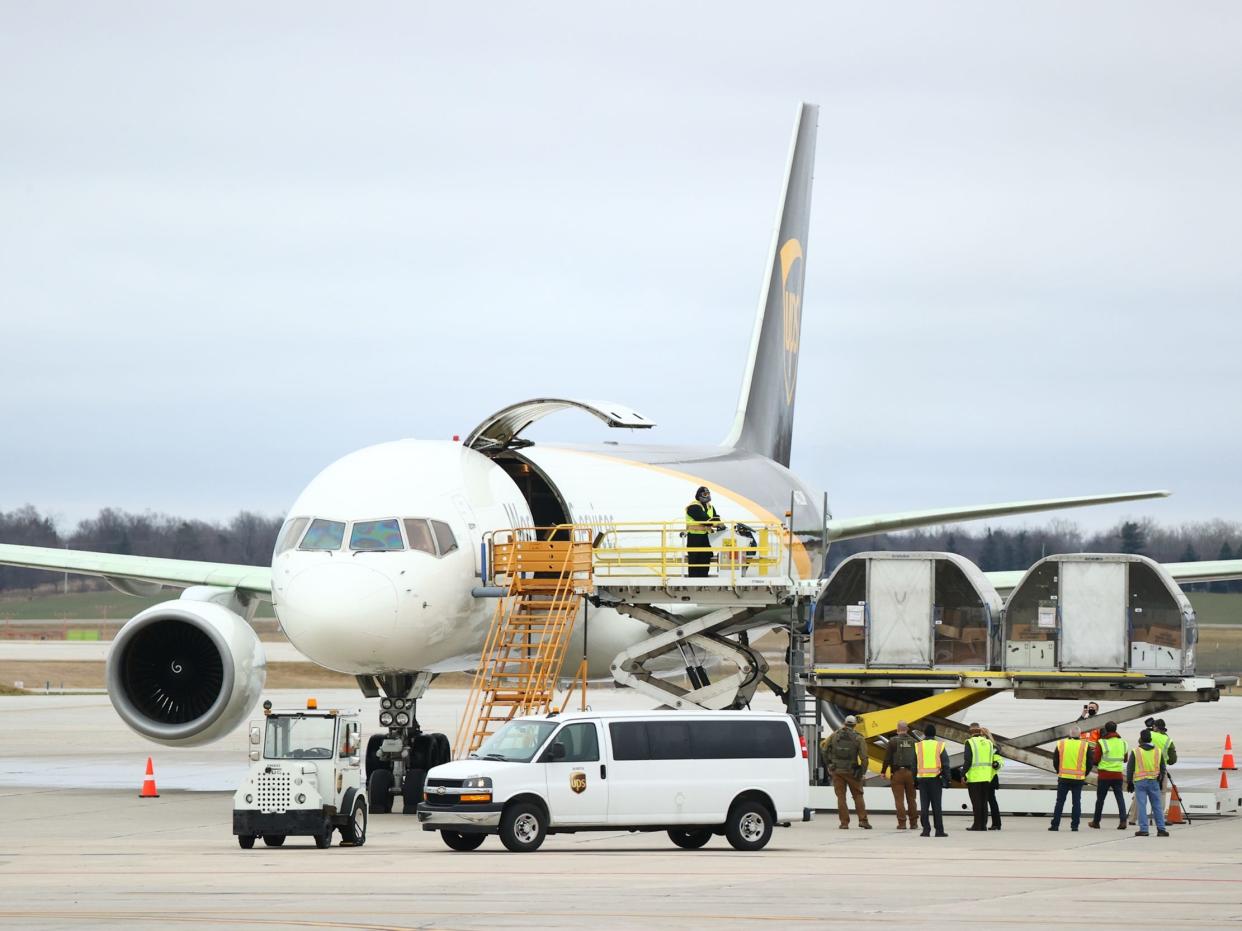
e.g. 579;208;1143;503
1;688;1239;929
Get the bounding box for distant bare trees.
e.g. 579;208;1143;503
0;506;282;593
828;517;1242;592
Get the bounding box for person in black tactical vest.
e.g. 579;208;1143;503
684;486;725;578
880;720;919;830
821;715;872;829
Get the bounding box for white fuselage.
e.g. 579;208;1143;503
271;439;819;677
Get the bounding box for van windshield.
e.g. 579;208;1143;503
470;720;557;763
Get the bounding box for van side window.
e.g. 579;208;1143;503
608;722;649;761
647;721;692;760
608;720;794;761
553;723;599;763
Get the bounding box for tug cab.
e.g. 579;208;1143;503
233;699;368;849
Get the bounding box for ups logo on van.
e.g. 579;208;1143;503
569;770;587;794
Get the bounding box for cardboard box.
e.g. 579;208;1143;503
961;627;989;643
946;641;985;665
842;625;865;642
816;643;850;664
1147;627;1180;647
936;624;963;641
1010;624;1049;641
814;626;843;646
1129;626;1149;644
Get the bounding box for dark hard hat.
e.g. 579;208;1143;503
695;486;711;501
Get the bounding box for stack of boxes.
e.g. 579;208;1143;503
934;609;988;666
1130;625;1182;671
812;622;865;665
1005;620;1056;669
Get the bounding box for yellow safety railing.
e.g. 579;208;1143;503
485;521;788;588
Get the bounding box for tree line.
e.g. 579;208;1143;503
0;506;282;593
0;505;1239;594
827;517;1242;592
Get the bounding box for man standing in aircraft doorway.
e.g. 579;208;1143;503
685;486;724;578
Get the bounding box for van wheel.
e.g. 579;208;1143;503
441;830;486;851
262;835;285;847
668;828;712;850
368;769;394;815
725;800;773;851
341;797;367;847
499;802;547;852
237;835;255;849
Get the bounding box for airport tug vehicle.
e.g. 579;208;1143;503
233;699;368;849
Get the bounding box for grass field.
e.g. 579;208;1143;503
0;589;275;620
1186;592;1242;624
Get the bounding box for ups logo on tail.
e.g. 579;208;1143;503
779;238;804;405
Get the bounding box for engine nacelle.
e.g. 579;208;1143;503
106;600;266;747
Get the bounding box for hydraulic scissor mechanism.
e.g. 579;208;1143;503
609;603;770;710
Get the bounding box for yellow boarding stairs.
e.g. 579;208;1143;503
453;529;595;758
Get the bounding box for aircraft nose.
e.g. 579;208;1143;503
279;562;398;670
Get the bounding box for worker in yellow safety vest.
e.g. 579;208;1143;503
915;723;951;837
684;486;724;578
962;723;997;831
1088;721;1128;830
1127;728;1169;837
1048;726;1094;831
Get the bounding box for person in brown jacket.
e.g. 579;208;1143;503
820;715;871;829
880;720;919;830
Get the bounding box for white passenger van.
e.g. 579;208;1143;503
416;710;811;852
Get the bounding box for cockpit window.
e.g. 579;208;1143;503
350;519;404;551
275;517;309;556
299;518;346;551
404;519;437;555
431;520;458;555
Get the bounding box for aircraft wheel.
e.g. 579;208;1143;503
402;767;427;814
368;768;394;814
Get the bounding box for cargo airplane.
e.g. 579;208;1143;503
3;104;1238;812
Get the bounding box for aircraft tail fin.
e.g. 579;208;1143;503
723;102;818;467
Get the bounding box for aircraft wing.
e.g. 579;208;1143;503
825;490;1169;542
0;543;272;597
985;559;1242;597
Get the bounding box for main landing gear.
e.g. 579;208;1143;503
356;672;452;814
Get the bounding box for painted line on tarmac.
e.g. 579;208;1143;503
3;866;1240;885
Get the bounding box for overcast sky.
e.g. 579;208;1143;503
2;2;1239;533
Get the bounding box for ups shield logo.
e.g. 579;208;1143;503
778;238;804;405
569;770;587;794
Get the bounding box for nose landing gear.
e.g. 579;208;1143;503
356;672;452;814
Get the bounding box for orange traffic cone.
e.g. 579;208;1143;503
139;757;159;798
1221;770;1230;790
1166;784;1185;824
1221;735;1237;772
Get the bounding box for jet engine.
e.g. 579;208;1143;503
106;600;266;746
